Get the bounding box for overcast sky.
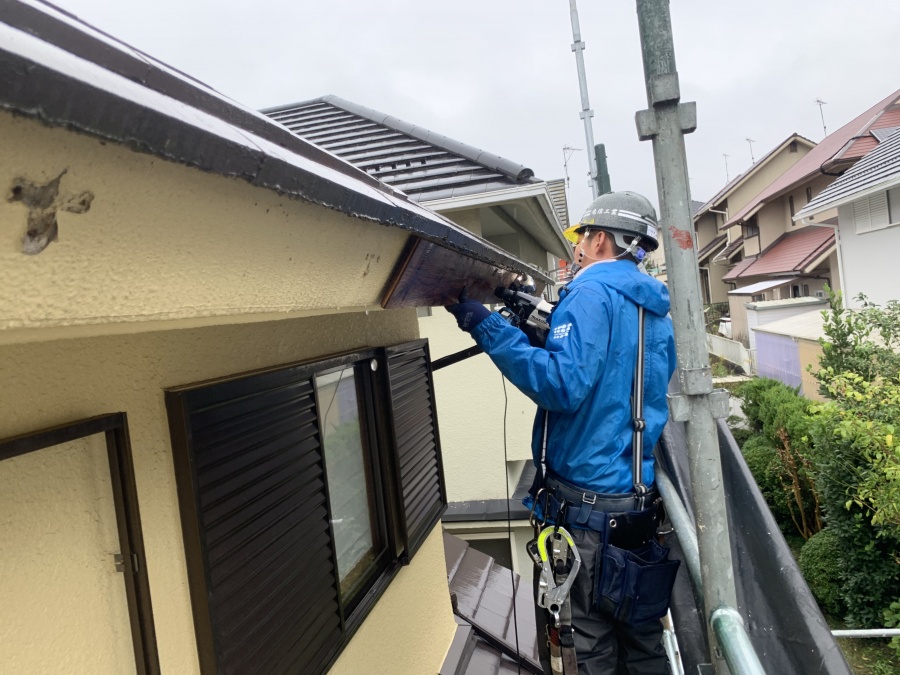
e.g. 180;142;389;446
49;0;900;221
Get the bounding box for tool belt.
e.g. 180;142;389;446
535;476;679;626
540;475;663;549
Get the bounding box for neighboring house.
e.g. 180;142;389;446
720;88;900;343
264;97;572;577
751;311;827;401
692;134;816;305
796;128;900;308
0;4;548;675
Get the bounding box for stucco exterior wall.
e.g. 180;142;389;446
0;304;456;673
798;338;826;402
836;214;899;308
0;110;406;342
420;310;536;502
730;142;813;212
330;526;456;675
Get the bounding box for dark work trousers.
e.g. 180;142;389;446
533;527;668;675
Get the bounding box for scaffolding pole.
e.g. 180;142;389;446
633;1;737;672
568;0;599;198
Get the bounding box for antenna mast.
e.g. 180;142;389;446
746;138;756;163
568;0;599;198
815;98;828;138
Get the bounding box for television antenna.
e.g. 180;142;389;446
562;145;582;189
815;98;828;137
746;138;756;163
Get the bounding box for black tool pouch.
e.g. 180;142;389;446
593;529;680;626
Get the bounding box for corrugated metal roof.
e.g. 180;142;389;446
546;179;570;230
725;89;900;228
698;233;727;263
746;296;827;311
734;226;834;278
797;127;900;219
263;95;538;203
443;533;541;673
729;278;793;295
752;309;826;341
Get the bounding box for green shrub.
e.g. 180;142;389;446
806;289;900;627
733;377;781;431
798;528;845;617
809;398;900;627
741;435;794;533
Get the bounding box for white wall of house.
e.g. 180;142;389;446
836;187;900;307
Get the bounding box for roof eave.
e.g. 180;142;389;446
796;174;900;220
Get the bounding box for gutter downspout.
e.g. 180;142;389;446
799;216;847;299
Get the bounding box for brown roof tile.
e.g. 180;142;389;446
726;227;835;280
725;89;900;227
722;256;756;282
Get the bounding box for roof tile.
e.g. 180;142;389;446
725;89;900;227
736;226;835;278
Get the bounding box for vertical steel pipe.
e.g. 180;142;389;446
568;0;599;198
633;1;739;671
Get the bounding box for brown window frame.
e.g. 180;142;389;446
166;339;446;675
0;414;159;675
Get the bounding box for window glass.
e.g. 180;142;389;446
316;368;378;598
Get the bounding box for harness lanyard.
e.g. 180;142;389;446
632;306;648;511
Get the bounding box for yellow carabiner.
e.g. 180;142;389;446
536;525;577;563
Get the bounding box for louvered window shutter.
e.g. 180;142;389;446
167;368;342;675
382;339;447;562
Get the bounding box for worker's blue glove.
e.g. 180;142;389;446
446;291;491;332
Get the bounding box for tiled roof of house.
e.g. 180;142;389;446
725;226;835;282
443;533;540;673
698;233;727;264
797;128;900;219
725;89;900;228
714;236;745;262
263;95;539;203
722;256;757;282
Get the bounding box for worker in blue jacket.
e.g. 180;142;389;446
448;191;678;675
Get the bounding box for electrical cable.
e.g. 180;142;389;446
501;372;522;675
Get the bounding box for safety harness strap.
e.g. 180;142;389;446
632;305;648;511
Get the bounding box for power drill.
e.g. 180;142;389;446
495;277;555;348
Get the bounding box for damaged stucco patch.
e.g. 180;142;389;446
7;171;94;255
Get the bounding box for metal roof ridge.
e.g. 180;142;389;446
318;94;535;183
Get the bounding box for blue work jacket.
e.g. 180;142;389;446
472;260;677;494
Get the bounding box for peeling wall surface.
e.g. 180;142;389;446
0;111;406;341
0;302;457;672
